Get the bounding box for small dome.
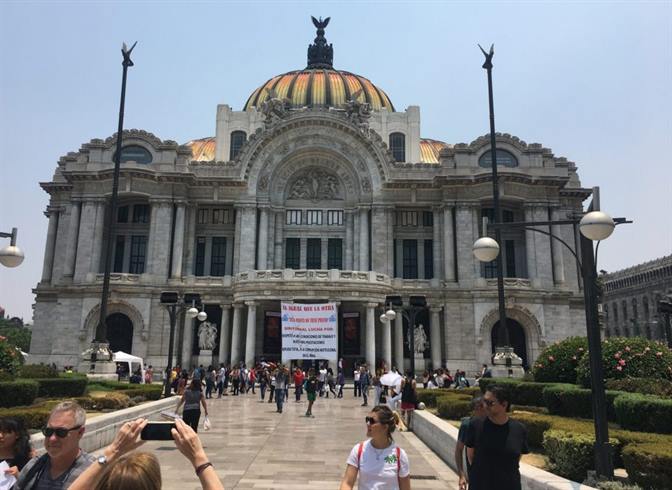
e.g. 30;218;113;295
186;137;215;161
244;69;395;112
420;138;450;164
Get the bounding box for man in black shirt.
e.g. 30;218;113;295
465;385;529;490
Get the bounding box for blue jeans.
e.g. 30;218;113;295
275;388;285;412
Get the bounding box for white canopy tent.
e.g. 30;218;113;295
113;351;145;381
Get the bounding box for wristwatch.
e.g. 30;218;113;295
97;455;108;466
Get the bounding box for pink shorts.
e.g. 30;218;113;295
401;402;416;411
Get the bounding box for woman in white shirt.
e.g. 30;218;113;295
339;405;411;490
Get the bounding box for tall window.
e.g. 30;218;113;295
117;206;129;223
210;237;227;276
422;211;433;227
389;132;405;162
132;204;149;224
327;210;343;225
195;237;206;276
286;210;302;225
402;240;418;279
307;210;323;225
197;209;209;224
307;239;321;269
229;131;246;160
328;239;343;269
129;236;147;274
395;211;418;227
424;240;434;279
285;238;300;269
113;236;125;273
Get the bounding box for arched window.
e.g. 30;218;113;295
115;145;152;164
229;131;247;160
478;149;518;168
389;132;405;162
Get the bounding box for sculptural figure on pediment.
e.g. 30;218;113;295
287;168;343;201
344;89;372;133
261;88;291;125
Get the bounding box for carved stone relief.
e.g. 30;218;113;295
287;168;343;201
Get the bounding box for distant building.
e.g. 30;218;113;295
602;255;672;340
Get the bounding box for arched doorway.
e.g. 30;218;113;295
106;313;133;353
491;319;527;368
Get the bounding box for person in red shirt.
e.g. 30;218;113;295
294;367;305;402
247;366;257;394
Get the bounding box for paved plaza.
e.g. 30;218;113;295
137;392;459;489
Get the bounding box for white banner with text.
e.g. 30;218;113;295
281;302;338;363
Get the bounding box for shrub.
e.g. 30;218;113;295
0;380;39;407
416;389;448;408
541;385;621;421
20;364;59;379
36;377;88;398
605;377;672;399
74;393;131;411
436;397;472;419
478;377;521;395
0;406;51;429
533;336;589;383
614;393;672;434
577;337;672;387
622;442;672;490
0;336;24;377
543;429;607;482
510;413;553;449
124;385;162;401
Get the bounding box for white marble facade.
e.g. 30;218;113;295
30;30;592;376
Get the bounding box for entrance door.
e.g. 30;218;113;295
491;319;528;368
106;313;133;353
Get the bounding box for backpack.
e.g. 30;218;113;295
357;441;401;472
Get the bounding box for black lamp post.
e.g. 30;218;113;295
474;208;630;479
479;44;510;351
89;42;137;369
383;295;426;376
160;292;206;398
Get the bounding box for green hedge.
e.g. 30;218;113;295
511;413;553;449
123;385;163;401
19;364;59;379
541;385;622;421
622;442;672;489
614;393;672;434
36;377;88;398
0;379;39;407
0;406;51;429
606;377;672;399
479;378;575;408
543;430;609;482
436;396;472;419
416;389;448;408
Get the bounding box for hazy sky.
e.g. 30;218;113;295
1;1;671;322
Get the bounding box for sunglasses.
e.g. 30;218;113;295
42;426;81;438
365;417;380;425
483;399;498;407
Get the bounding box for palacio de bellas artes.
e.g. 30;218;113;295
30;18;593;378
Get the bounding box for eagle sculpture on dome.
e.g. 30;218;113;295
307;16;333;69
311;16;330;29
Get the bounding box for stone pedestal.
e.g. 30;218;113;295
413;353;426;376
197;349;214;368
81;341;119;381
490;346;525;379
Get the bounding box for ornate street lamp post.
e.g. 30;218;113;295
382;295;426;377
0;228;24;268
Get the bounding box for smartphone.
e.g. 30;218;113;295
140;422;176;441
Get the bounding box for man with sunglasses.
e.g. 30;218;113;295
14;401;95;489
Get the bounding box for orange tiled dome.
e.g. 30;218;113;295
419;138;449;164
243;69;395;112
185;137;215;161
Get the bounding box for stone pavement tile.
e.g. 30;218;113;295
119;393;458;489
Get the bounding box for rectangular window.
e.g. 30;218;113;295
212;209;222;224
307;238;321;269
327;238;343;269
113;235;125;273
424;239;434;279
197;209;209;225
484;258;497;279
129;236;147;274
132;204;149;224
286;210;302;225
422;211;433;227
117;206;129;223
396;211;418;227
306;210;323;225
195;237;206;276
210;237;227;276
505;240;516;278
285;238;300;269
402;240;418;279
327;210;343;225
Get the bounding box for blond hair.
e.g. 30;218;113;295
94;452;161;490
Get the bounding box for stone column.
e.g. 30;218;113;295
345;210;354;270
171;204;186;278
524;205;538;283
430;307;442;369
353;210;360;270
232;206;242;274
41;208;60;283
432;207;442;280
245;301;257;367
74;201;98;282
90;201;106;276
148;202;173;279
382;315;392;372
181;315;194;368
550;206;566;285
455;204;477;285
359;208;369;271
218;304;231;365
371;205;390;275
530;205;553;287
273;210;284;268
365;303;377;369
238;205;257;272
386;208;395;277
257;207;269;270
443;206;456;282
184;205;197;276
63;202;81;277
230;303;244;365
394;309;404;371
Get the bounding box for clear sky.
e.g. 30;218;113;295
1;1;671;322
